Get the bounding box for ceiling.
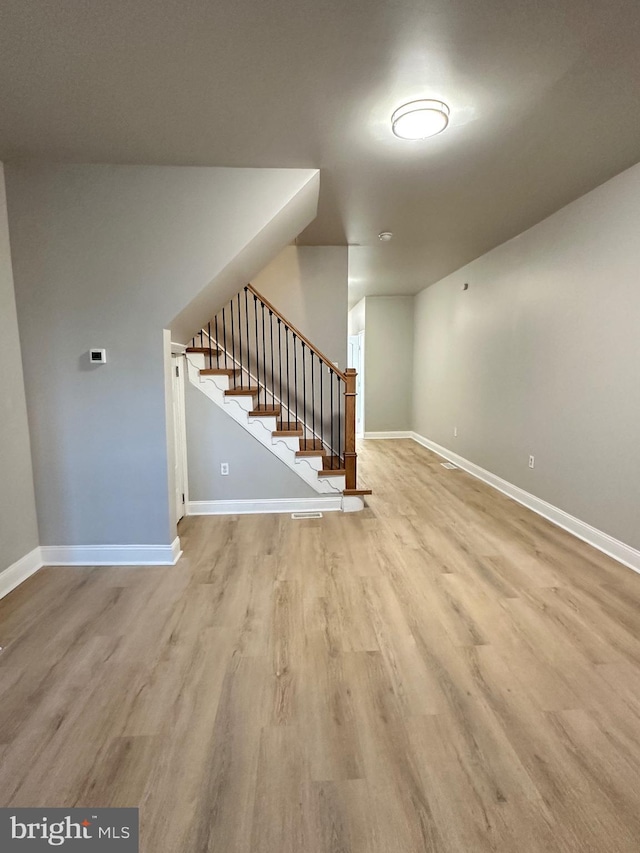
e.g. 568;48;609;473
1;0;640;306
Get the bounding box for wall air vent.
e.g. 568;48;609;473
89;348;107;364
441;462;458;470
291;512;323;519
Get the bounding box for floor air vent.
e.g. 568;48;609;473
291;512;323;519
441;462;458;470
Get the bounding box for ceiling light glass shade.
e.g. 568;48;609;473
391;99;450;140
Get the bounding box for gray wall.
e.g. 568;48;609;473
252;245;348;369
362;296;414;434
413;161;640;550
185;378;316;501
0;164;39;572
185;244;348;500
5;164;316;548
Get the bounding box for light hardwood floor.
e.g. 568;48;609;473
1;439;640;852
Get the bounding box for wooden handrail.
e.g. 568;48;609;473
246;283;347;382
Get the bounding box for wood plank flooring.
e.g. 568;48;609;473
1;439;640;851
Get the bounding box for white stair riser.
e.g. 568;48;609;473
320;475;346;489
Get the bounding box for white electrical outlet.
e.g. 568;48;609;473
220;462;229;476
529;455;535;469
453;426;458;437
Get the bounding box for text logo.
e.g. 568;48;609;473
0;808;138;851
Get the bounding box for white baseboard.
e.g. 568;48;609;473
0;546;43;600
188;497;343;515
364;431;412;439
410;432;640;575
40;537;182;567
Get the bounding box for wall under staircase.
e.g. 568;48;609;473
185;380;320;506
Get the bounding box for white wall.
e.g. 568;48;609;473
413;161;640;551
348;297;365;336
0;164;39;573
6;164;317;550
251;245;348;369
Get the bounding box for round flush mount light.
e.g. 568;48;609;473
391;99;450;140
378;231;393;242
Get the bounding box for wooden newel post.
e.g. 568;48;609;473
344;368;357;490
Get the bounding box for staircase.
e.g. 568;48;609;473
185;283;371;512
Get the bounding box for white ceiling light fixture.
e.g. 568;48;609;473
378;231;393;241
391;99;450;140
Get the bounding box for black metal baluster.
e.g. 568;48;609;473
286;326;290;428
200;329;203;348
237;293;243;389
330;370;334;467
278;318;282;427
261;302;266;409
302;343;306;442
230;299;236;387
320;362;324;453
222;308;227;369
245;288;250;388
207;322;212;369
338;377;342;469
253;295;259;409
311;353;315;446
269;311;275;410
214;315;220;368
294;336;298;435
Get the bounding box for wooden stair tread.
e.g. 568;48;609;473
187;346;222;355
250;406;280;417
343;488;373;496
319;468;346;477
273;428;303;437
200;368;241;376
296;449;326;457
225;386;259;396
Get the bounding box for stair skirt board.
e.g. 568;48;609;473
0;546;43;601
410;431;640;576
186;353;352;504
188;497;344;515
39;537;182;567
